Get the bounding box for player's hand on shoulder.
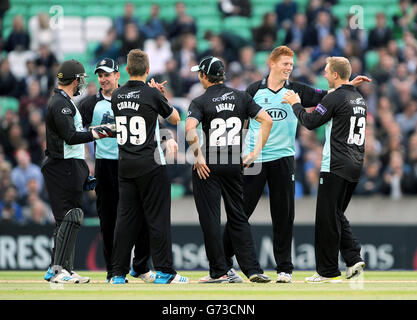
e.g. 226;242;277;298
90;124;116;140
349;75;372;87
282;90;301;106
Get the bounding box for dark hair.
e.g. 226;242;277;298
200;71;225;84
58;79;75;86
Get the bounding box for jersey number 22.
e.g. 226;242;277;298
209;117;241;147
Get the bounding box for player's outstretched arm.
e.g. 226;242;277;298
243;110;272;168
54;104;97;145
148;78;168;96
326;75;372;95
283;90;333;130
90;123;117;140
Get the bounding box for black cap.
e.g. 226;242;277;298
191;56;225;76
57;59;87;81
94;58;119;74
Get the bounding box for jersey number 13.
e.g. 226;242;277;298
347;116;365;146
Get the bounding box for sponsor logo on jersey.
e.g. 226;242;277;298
315;103;327;115
117;90;141;99
61;107;72;115
212;91;235;102
350;97;366;105
266;108;287;121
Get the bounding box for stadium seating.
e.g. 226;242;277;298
0;97;19;117
0;0;403;79
118;64;130;84
3;0;417;208
252;3;275;18
196;39;211;54
189;5;219;18
365;50;379;71
56;16;86;54
197;17;222;34
254;51;269;69
84;16;113;42
222;17;252;41
158;6;178;22
314;76;329;90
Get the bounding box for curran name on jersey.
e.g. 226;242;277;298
117;101;140;111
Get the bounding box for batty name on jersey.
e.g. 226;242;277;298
353;106;366;115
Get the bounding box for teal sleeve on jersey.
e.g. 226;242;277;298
63;106;86;160
154;120;166;165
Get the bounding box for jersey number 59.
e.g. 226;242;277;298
116;116;147;145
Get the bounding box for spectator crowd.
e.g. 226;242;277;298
1;0;417;225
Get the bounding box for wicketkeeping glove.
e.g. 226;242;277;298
83;175;97;191
90;124;116;139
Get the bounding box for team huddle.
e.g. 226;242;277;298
41;45;370;284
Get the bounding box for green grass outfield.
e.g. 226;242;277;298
0;271;416;300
